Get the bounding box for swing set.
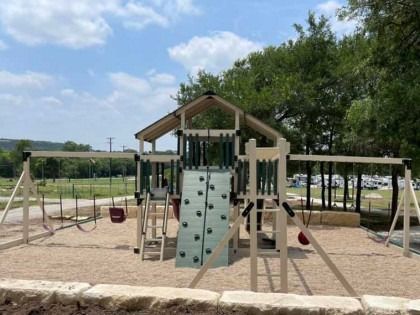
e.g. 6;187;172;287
0;150;135;249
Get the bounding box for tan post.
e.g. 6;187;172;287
151;140;157;239
277;138;289;292
403;162;411;257
248;139;258;291
22;159;30;243
136;138;145;253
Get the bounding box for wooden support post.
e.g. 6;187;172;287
281;202;357;297
232;203;240;252
248;139;258;291
385;193;404;247
409;184;420;223
403;164;411;257
22;159;30;243
277;138;289;292
136;139;144;253
151;141;157;239
0;171;25;225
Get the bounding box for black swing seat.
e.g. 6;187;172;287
109;207;126;223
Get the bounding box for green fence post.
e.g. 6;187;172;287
219;134;223;169
273;160;278;194
267;161;272;195
176;160;180;195
188;134;193;170
261;160;267;195
195;134;200;169
170;160;174;194
237;160;242;194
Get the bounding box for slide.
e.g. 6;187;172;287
175;169;231;268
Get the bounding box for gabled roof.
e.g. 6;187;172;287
135;91;282;142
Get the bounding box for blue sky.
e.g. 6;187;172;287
0;0;355;152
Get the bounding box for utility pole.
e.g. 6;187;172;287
106;137;114;197
121;145;127;182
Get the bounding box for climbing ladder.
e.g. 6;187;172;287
139;190;170;261
176;169;231;268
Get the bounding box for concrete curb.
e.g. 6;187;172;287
0;279;419;314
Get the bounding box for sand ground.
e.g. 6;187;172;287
0;217;419;299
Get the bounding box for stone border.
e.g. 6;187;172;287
0;279;419;314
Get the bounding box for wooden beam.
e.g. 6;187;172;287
256;148;279;160
289;154;404;165
141;155;180;163
183;129;237;137
0;238;23;250
29;151;135;159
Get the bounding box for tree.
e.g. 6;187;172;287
11;140;32;173
342;0;420;219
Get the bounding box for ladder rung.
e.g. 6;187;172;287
147;225;163;228
144;251;161;255
147;213;164;216
145;238;162;242
257;230;281;234
257;273;281;277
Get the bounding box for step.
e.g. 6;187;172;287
147;225;163;229
145;238;162;242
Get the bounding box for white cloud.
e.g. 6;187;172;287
109;72;151;94
168;31;262;75
0;69;179;150
316;0;357;36
41;96;63;107
0;39;7;50
0;0;200;49
149;73;176;85
316;0;341;15
0;70;53;89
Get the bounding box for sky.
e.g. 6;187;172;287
0;0;356;152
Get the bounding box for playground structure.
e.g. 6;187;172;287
132;91;420;293
1;92;419;295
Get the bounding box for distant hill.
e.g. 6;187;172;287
0;138;64;151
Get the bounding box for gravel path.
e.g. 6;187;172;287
0;218;419;299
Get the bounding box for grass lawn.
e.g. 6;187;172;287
0;177;136;199
287;187;420;211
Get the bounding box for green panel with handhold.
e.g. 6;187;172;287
176;170;208;268
176;169;231;268
202;170;230;267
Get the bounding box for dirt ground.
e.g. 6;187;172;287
0;299;213;315
0;217;420;299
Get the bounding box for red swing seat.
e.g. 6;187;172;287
109;207;126;223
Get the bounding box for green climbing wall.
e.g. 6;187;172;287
176;169;230;268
